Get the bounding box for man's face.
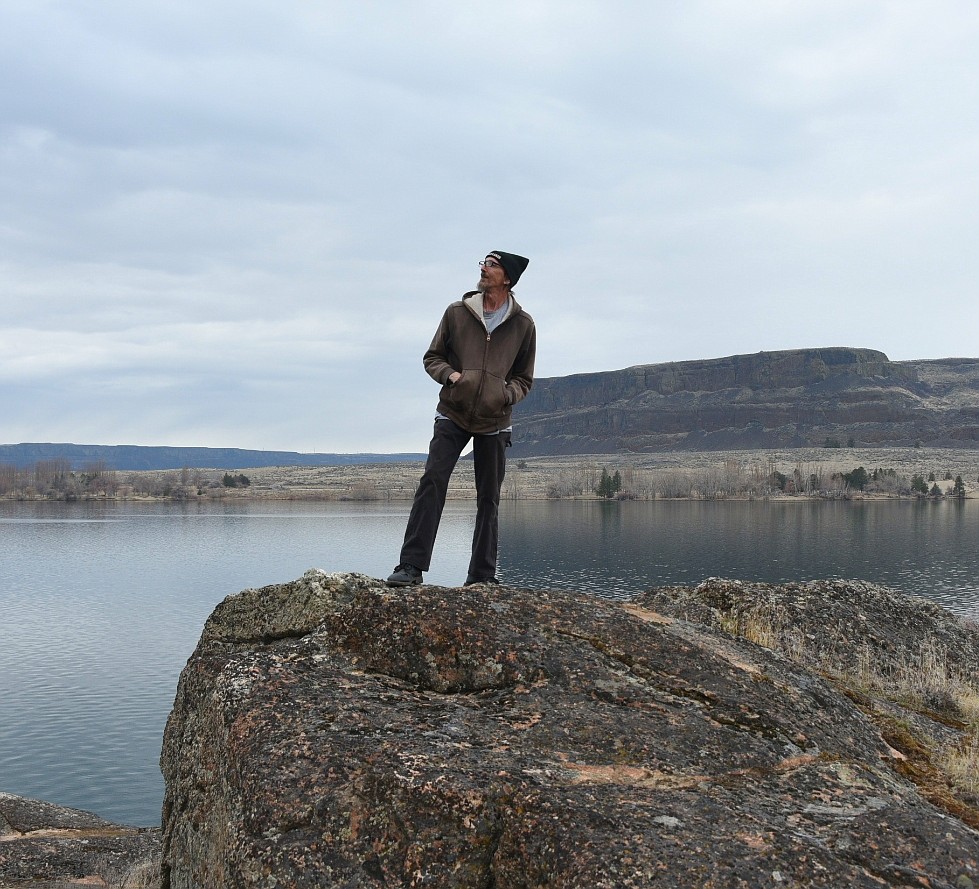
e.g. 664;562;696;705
478;255;509;291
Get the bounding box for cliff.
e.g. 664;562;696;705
512;347;979;454
159;570;979;888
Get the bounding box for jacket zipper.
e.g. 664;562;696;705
466;311;499;427
463;299;513;428
468;330;492;427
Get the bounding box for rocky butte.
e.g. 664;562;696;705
151;570;979;888
511;347;979;454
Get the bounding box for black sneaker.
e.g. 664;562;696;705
464;576;500;587
386;564;423;586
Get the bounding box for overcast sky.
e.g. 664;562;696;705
3;1;978;453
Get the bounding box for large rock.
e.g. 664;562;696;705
0;792;160;887
511;348;979;453
639;577;979;679
160;570;979;887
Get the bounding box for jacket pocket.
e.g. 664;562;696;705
442;371;476;412
474;372;509;421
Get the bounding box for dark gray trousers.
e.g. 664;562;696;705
399;418;510;581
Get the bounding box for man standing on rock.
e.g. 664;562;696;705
387;251;536;588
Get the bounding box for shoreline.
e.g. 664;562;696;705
3;446;978;503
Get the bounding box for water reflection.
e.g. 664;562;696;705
499;499;979;614
1;498;977;828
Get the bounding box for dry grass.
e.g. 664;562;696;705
114;858;160;889
36;855;161;889
38;877;158;888
717;605;819;670
716;607;786;651
945;737;979;794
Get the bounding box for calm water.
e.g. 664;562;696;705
2;498;977;827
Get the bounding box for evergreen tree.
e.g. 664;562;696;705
596;467;611;498
595;467;621;499
842;466;869;490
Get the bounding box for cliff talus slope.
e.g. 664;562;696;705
160;571;979;888
512;347;979;454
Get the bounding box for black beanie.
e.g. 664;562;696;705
488;250;530;287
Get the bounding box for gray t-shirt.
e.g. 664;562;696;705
482;299;510;334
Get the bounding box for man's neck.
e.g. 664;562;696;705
481;286;509;313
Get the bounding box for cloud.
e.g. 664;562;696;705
2;1;979;450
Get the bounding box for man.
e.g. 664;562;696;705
386;250;536;587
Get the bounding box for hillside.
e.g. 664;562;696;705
511;348;979;455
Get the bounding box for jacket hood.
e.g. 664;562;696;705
462;291;522;326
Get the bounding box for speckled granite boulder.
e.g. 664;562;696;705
160;570;979;888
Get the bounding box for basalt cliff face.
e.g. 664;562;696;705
511;347;979;454
159;570;979;888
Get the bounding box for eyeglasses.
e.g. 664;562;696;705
478;259;501;269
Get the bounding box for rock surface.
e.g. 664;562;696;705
512;347;979;453
160;570;979;888
639;576;979;678
0;792;160;888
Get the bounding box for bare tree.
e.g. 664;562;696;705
0;463;18;496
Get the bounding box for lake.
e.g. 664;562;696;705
2;497;978;827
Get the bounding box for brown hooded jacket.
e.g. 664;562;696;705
423;291;536;434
